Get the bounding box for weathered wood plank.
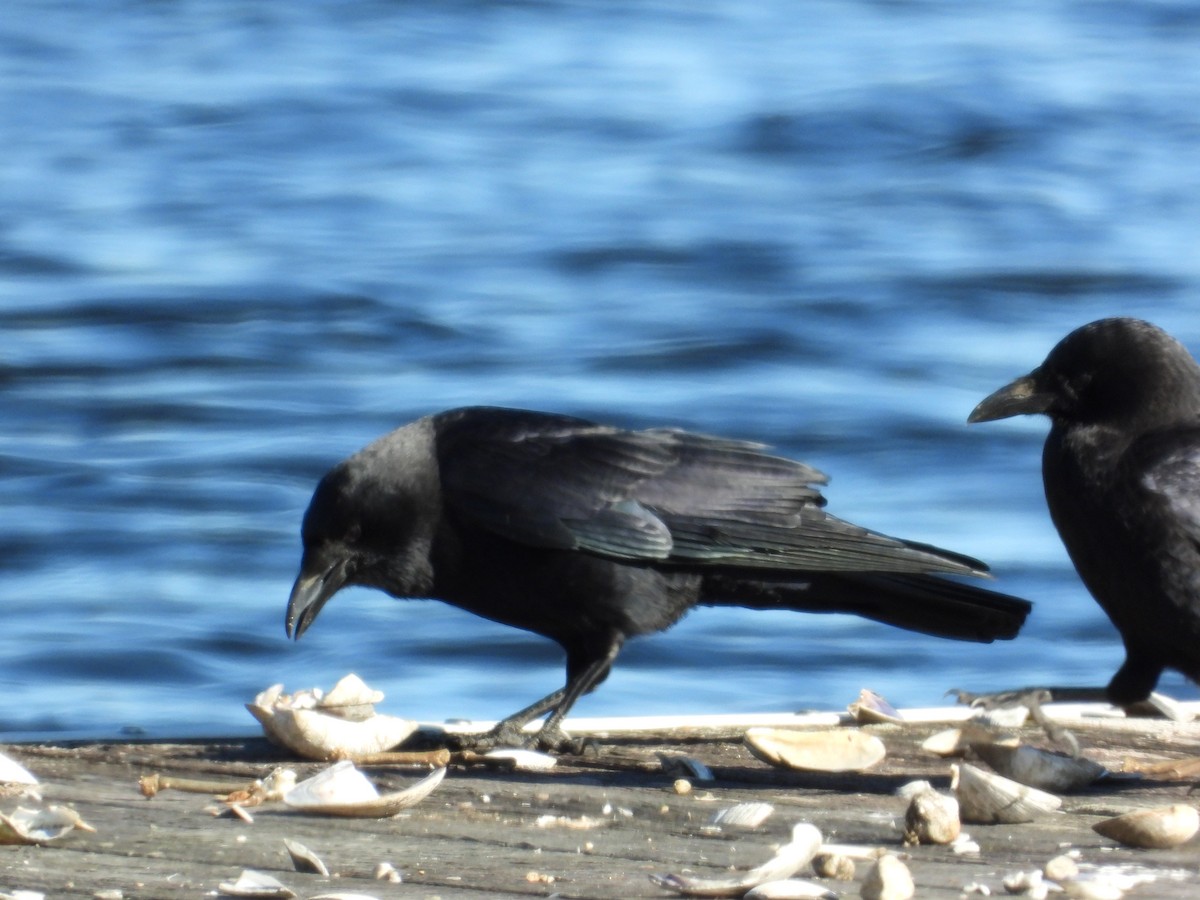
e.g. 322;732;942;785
4;709;1200;899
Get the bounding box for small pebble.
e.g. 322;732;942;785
1043;854;1079;883
1002;870;1048;899
812;853;855;881
860;854;914;900
374;862;402;883
673;778;692;795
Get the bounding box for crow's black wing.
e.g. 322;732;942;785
435;406;984;576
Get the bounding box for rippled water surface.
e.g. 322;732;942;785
3;1;1200;738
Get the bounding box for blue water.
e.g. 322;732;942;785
3;1;1200;740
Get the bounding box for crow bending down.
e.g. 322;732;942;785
965;317;1200;717
287;406;1031;751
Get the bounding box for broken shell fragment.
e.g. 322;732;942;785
746;728;886;773
248;678;417;762
710;802;774;829
481;748;557;771
0;806;95;845
217;870;296;899
952;763;1061;824
284;761;446;818
1091;803;1200;849
319;673;385;719
811;853;855;881
284;839;329;876
972;742;1106;793
0;751;38;787
650;823;823;897
374;862;402;883
849;689;904;725
744;880;837;899
1003;870;1048;899
860;854;914;900
921;723;997;758
903;789;960;845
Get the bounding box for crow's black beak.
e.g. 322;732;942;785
969;372;1053;424
285;557;348;640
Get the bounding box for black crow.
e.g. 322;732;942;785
287;406;1031;750
966;317;1200;715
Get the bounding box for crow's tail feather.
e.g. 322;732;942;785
703;572;1031;643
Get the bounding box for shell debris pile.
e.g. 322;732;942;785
247;674;417;761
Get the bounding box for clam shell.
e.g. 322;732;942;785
860;854;914;900
649;823;823;897
1092;803;1200;849
903;790;960;845
849;689;904;725
284;761;446;818
744;880;837;899
972;742;1106;793
248;703;416;761
0;751;38;786
710;802;774;829
0;805;95;845
745;727;886;773
319;673;384;718
283;838;329;876
952;763;1061;824
217;870;296;899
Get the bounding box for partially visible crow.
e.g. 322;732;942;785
287;406;1031;750
966;317;1200;713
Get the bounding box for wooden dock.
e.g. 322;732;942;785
4;706;1200;899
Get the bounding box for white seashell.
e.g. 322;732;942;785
950;833;981;855
744;880;837;899
217;870;296;899
860;854;914;900
261;767;299;801
318;673;385;717
903;789;960;845
481;748;557;771
1091;803;1200;849
952;764;1061;824
0;891;46;900
284;839;329;876
710;802;774;829
0;751;38;786
972;743;1106;793
0;805;95;845
1002;870;1047;899
849;689;904;724
746;728;886;773
650;823;823;897
921;722;997;758
285;761;446;818
248;703;416;761
1061;878;1124;900
374;862;402;883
